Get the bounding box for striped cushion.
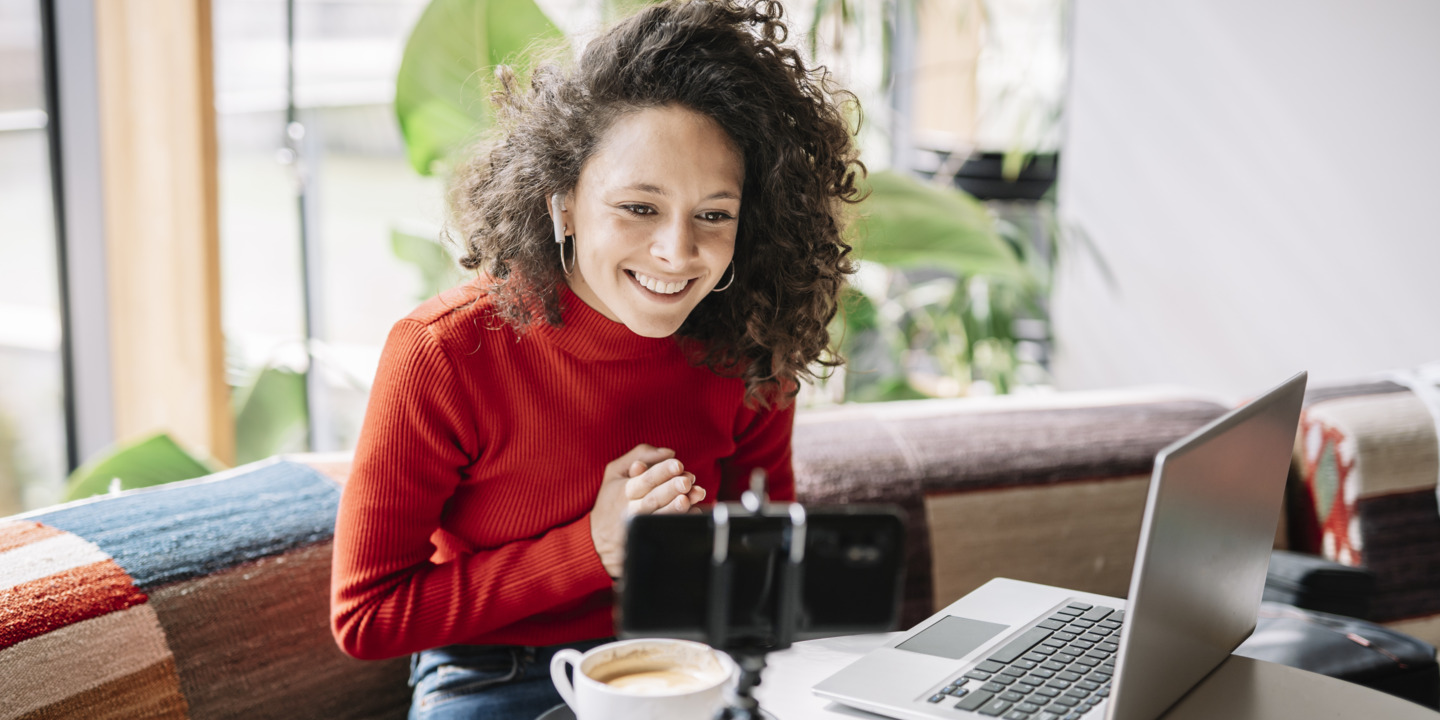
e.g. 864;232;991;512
0;460;410;719
1293;383;1440;628
0;521;184;718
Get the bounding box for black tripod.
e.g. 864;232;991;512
714;648;776;720
707;471;805;720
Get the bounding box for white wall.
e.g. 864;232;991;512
1053;0;1440;399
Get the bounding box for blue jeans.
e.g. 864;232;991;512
408;637;613;720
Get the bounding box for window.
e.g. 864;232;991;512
0;0;66;512
214;0;443;460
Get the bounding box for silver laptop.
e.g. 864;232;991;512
814;371;1307;720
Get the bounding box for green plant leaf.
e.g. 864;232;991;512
850;375;928;403
838;285;878;336
234;367;309;465
395;0;564;175
64;432;218;501
849;171;1026;282
603;0;662;23
391;227;463;301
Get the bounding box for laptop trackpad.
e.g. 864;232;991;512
895;615;1010;660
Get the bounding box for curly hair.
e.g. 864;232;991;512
448;0;864;407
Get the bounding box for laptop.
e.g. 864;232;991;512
813;371;1308;720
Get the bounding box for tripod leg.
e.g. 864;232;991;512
715;652;776;720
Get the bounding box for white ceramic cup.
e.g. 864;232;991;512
550;638;736;720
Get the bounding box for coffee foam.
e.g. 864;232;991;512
602;668;715;695
584;644;727;697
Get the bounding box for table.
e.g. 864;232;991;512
753;633;1440;719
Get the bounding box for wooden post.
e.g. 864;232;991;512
912;0;982;151
94;0;233;465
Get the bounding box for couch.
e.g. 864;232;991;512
1;383;1424;719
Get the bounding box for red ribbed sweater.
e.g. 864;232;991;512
330;281;796;660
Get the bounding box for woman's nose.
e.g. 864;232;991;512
650;218;699;266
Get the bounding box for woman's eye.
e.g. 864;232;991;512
622;204;656;216
700;211;735;222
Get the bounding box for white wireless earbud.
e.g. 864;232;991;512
550;192;567;244
551;192;576;274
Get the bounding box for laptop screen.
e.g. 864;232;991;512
1107;372;1306;720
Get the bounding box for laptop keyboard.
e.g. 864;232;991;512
926;602;1123;720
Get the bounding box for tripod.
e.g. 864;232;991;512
707;471;805;720
714;648;776;720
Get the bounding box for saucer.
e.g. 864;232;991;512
535;704;575;720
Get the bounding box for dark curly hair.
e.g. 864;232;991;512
448;0;864;406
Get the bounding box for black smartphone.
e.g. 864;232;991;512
618;505;906;649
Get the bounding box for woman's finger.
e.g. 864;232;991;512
642;473;694;513
624;459;684;501
607;445;673;481
650;474;700;514
621;444;673;470
656;481;699;514
659;494;692;514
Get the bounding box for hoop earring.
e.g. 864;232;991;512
712;261;735;292
558;234;575;275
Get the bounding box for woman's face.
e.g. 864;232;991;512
555;104;743;338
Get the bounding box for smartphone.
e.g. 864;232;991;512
618;505;906;649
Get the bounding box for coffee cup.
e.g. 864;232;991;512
550;638;736;720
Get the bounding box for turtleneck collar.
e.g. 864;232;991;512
531;282;679;361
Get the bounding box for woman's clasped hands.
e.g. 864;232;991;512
589;444;707;577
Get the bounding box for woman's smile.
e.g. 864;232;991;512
627;270;696;297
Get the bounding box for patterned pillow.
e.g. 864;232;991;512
1293;385;1440;626
0;460;410;719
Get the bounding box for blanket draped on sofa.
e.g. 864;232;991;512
0;461;411;720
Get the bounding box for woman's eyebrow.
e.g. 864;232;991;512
616;183;740;202
619;182;667;196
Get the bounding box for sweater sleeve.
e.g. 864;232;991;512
330;319;614;660
718;399;796;503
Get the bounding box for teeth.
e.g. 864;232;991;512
632;271;688;295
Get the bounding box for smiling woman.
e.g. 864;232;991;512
555;105;744;338
451;0;864;405
329;1;864;717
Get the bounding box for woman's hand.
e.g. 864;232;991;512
590;444;707;578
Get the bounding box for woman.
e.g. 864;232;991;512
330;0;862;717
